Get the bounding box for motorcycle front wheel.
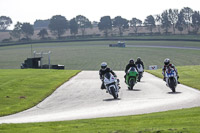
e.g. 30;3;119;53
110;87;118;99
169;78;176;92
129;78;135;90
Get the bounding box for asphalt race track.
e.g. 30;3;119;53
1;71;200;124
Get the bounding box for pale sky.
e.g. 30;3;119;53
1;0;200;29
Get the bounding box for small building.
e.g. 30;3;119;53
21;51;64;69
21;57;64;69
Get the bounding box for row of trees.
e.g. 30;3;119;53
155;7;200;35
100;7;200;36
1;7;200;40
10;22;34;40
8;15;92;40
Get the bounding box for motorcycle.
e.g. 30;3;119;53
137;64;144;82
125;67;138;90
103;72;120;99
165;67;178;92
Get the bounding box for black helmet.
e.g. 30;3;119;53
137;57;141;61
101;62;107;70
129;59;134;64
164;58;170;66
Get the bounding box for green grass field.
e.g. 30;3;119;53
0;41;200;70
146;65;200;90
0;107;200;133
0;66;200;133
0;41;200;132
0;69;80;116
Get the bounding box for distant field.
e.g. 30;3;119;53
0;41;199;69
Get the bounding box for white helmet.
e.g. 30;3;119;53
101;62;107;70
164;58;170;66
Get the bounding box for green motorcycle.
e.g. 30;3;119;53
125;67;138;90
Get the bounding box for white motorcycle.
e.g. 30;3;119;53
165;67;178;92
137;64;144;82
103;72;120;99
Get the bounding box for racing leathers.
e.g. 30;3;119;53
135;60;144;70
99;67;116;89
124;63;138;81
162;64;179;82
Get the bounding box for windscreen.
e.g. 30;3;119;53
104;72;111;79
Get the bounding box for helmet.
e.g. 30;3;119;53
164;58;170;66
129;59;134;64
137;57;141;61
101;62;107;70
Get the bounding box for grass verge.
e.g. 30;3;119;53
0;69;80;116
0;66;200;133
146;65;200;90
0;108;200;133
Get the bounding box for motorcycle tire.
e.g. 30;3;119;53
129;79;135;90
138;73;142;82
169;78;176;92
110;87;118;99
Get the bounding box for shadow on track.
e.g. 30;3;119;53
126;88;141;91
103;98;121;102
167;92;182;94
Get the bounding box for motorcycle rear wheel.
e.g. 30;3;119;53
138;72;142;82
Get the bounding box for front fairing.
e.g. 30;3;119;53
104;73;116;85
165;68;176;78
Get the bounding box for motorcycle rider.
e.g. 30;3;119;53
124;59;138;81
135;57;144;70
99;62;117;89
162;58;180;84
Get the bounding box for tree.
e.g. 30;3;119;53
98;16;112;37
34;19;50;29
112;16;129;36
37;28;48;39
175;11;186;34
191;11;200;34
69;18;78;37
0;16;12;30
48;15;69;39
161;10;172;34
155;14;162;34
144;15;155;34
21;23;34;39
181;7;194;32
130;18;142;34
10;22;22;41
75;15;92;37
168;9;179;34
